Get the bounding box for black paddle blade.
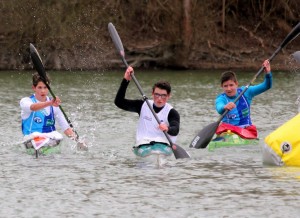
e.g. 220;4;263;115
29;43;47;80
268;22;300;62
279;22;300;49
189;121;219;149
172;144;191;159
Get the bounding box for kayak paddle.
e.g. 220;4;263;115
108;22;190;159
292;51;300;63
190;22;300;149
29;43;87;151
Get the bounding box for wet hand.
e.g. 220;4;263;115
263;59;271;73
158;123;169;132
51;97;61;107
124;66;134;81
224;102;236;110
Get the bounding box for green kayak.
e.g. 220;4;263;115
24;137;62;156
26;145;61;156
208;131;259;151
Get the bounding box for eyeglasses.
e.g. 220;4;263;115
153;93;168;99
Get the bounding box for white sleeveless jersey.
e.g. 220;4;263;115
136;100;177;146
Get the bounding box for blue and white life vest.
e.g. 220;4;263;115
221;88;252;127
22;95;56;135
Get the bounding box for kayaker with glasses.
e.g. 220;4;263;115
215;59;272;139
114;66;180;157
20;72;77;149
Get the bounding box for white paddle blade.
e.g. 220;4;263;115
292;51;300;64
76;140;88;151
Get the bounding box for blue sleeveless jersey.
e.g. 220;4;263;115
221;88;252;126
22;95;56;135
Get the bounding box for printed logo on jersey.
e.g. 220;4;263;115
34;116;42;123
226;114;236;119
46;119;54;126
241;108;249;117
143;115;152;121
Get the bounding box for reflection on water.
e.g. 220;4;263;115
1;70;300;217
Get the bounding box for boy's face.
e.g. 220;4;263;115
32;81;49;100
221;79;238;97
152;87;170;108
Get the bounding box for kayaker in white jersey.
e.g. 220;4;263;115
115;66;180;155
20;72;77;149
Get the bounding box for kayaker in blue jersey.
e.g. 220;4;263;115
115;66;180;155
20;72;77;148
215;59;272;138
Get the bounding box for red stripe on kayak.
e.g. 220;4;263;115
216;123;258;139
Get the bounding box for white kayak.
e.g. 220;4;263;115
23;131;63;156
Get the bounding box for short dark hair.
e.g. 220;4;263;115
220;71;237;85
32;72;51;87
152;81;171;94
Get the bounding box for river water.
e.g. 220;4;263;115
1;68;300;217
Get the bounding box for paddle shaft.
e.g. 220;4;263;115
108;22;190;158
190;22;300;149
218;23;300;123
217;47;280;123
30;44;79;140
108;23;176;143
44;80;79;140
121;56;175;145
44;82;77;134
